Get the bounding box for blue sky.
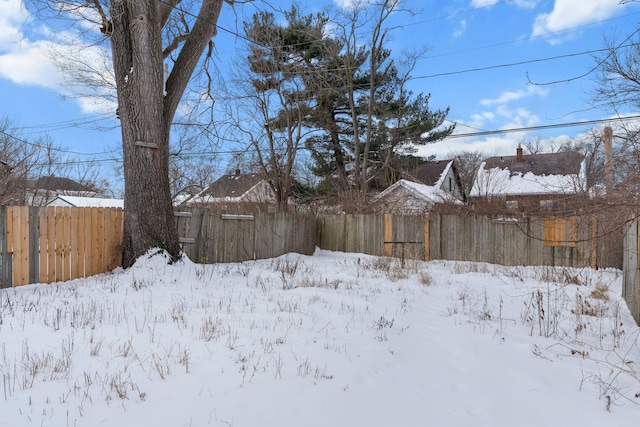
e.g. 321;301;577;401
0;0;639;187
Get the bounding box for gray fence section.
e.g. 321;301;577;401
431;214;622;269
0;206;9;288
175;209;316;263
623;219;639;323
316;214;386;256
318;213;623;269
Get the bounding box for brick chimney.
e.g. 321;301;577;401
516;144;523;162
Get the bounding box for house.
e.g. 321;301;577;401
46;195;124;209
373;160;464;214
26;176;99;206
187;170;276;212
469;146;588;214
404;159;465;200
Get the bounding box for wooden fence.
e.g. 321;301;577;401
0;207;316;287
318;213;623;270
1;207;625;288
1;206;123;287
174;209;316;264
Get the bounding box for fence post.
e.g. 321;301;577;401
29;207;39;284
424;214;430;262
590;216;598;270
0;206;10;288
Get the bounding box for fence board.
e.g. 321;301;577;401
77;208;86;278
623;219;639;323
0;206;9;288
54;208;64;282
9;206;30;286
28;207;39;284
46;207;55;282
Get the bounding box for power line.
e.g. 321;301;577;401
421;10;640;61
409;45;637;81
445;115;640;139
158;0;640;75
23;114;640;166
0;128;118;157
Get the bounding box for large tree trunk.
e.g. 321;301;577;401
108;0;224;267
110;0;181;267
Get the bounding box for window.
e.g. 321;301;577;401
506;200;518;211
540;200;553;211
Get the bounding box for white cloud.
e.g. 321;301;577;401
500;107;541;129
471;0;499;6
0;0;115;114
453;19;467;38
333;0;373;10
532;0;624;38
480;85;548;106
0;40;62;87
472;0;538;8
416;129;570;160
417;83;554;160
513;0;538;8
0;0;31;49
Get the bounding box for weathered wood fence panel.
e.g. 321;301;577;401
318;213;622;270
316;214;385;256
623;219;639;323
174;209;316;264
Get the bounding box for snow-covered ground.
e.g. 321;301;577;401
1;249;639;426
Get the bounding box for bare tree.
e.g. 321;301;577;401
335;0;401;202
0;117;104;204
168;126;219;204
224;7;325;212
451;150;483;199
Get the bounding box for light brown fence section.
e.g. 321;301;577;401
6;206;30;286
175;209;316;263
5;206;123;286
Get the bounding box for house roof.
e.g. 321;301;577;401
375;179;460;206
46;195;124;208
470;150;587;197
199;172;265;199
404;160;453;186
481;151;584;176
30;176;95;193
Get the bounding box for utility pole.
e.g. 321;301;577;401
603;126;613;200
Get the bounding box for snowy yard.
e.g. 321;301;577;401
1;249;639;426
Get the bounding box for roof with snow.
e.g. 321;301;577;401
470;150;587;197
46;195;124;208
30;176;95;193
374;179;461;214
405;160;453;187
198;171;265;199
